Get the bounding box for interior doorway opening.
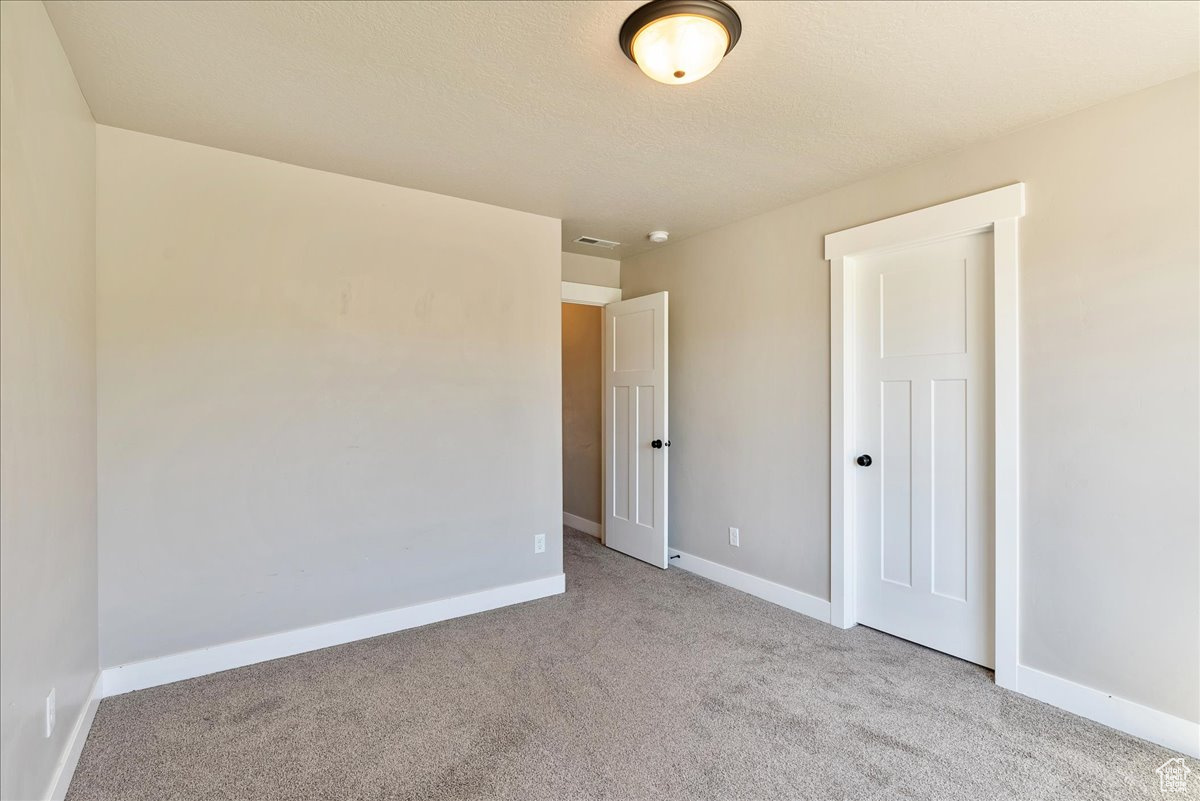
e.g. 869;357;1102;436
562;301;604;541
560;281;669;568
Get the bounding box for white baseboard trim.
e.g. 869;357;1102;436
45;674;101;801
563;512;601;538
1017;664;1199;757
101;573;566;698
667;547;831;625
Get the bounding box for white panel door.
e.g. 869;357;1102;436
604;292;668;568
855;232;994;667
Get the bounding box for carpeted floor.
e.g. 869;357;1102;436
67;527;1188;800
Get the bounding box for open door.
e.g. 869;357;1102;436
603;292;668;568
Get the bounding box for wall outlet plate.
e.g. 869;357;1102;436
729;527;740;547
45;688;55;738
534;533;546;554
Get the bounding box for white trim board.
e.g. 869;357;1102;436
825;183;1025;260
668;547;831;624
101;573;566;697
824;183;1024;691
561;281;621;306
1017;665;1200;758
45;675;101;801
563;512;601;538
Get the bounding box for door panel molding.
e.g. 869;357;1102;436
853;231;994;668
603;291;669;568
825;183;1024;689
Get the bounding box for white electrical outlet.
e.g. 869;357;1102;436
534;533;546;554
729;527;740;547
45;688;56;738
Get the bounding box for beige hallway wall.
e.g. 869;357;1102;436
0;3;99;799
620;74;1199;724
562;252;619;288
97;126;563;668
562;303;602;525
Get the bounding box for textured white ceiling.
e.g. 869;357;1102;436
45;1;1198;258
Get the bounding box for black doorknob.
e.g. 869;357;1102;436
856;454;872;467
651;439;663;449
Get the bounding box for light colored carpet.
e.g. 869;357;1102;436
67;527;1188;800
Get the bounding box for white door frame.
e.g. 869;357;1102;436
562;281;621;306
825;184;1025;689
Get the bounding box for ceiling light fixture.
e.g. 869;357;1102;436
619;0;742;86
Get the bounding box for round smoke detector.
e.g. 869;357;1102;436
648;230;669;244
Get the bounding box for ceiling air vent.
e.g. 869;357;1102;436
574;235;620;249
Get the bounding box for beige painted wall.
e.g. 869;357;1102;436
621;75;1199;724
0;3;99;799
563;252;620;288
562;303;602;524
97;126;562;667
